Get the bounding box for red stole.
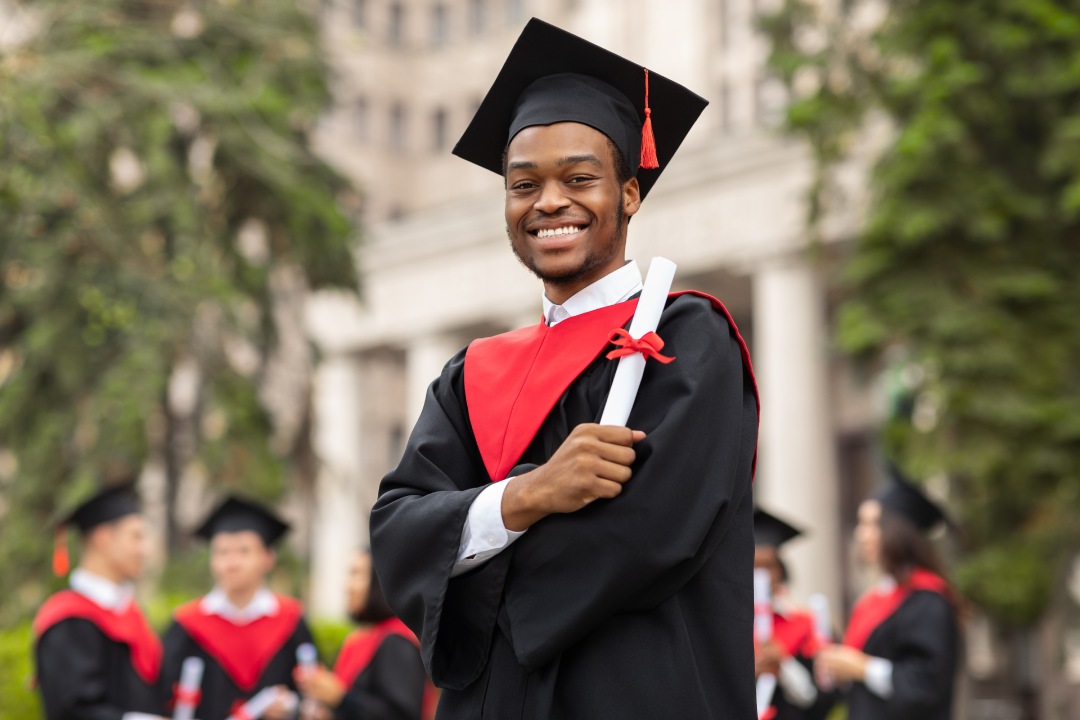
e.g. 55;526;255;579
174;594;303;692
771;610;819;658
842;569;949;651
33;589;163;684
333;617;418;688
464;290;758;482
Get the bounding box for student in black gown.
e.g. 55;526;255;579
296;549;430;720
815;464;959;720
33;483;168;720
161;495;315;720
369;18;760;720
753;509;836;720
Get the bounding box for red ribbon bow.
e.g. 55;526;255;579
605;328;675;364
172;682;202;707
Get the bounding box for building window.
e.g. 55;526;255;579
354;97;369;141
468;0;486;35
351;0;366;28
389;2;405;48
432;107;449;151
431;4;449;48
390;102;408;153
506;0;525;24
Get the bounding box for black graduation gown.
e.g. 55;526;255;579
36;617;165;720
334;633;428;720
764;610;836;720
846;590;958;720
770;655;836;720
371;294;760;720
161;598;315;720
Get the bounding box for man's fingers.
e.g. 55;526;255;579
596;442;636;467
588;424;646;445
595;460;633;483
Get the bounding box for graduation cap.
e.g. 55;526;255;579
876;462;948;531
753;508;805;548
53;482;141;576
194;495;290;547
453;17;709;201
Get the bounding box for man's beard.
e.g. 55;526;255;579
508;202;626;286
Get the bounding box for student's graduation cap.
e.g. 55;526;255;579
53;482;142;576
876;462;948;531
452;17;709;201
195;495;290;547
753;508;805;548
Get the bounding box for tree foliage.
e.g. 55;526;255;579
763;0;1080;626
0;0;357;624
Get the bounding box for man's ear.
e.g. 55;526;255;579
622;177;642;218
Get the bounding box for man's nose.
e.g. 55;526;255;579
533;180;571;214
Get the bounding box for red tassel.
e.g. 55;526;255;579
640;68;659;169
53;527;70;577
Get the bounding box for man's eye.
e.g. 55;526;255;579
568;176;594;183
511;182;536;190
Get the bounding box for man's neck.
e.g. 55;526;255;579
78;555;126;586
224;585;261;610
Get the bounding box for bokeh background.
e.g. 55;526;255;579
2;1;1079;718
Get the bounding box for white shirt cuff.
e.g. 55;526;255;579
451;480;526;577
863;656;894;698
778;656;818;708
123;714;165;720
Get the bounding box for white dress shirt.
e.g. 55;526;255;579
71;570;163;720
861;576;896;698
768;597;819;709
451;261;644;577
199;586;279;625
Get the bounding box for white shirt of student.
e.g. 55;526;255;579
451;260;644;577
70;569;163;720
200;586;279;625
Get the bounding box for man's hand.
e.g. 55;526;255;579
754;640;785;678
501;423;646;531
814;645;868;684
261;686;299;720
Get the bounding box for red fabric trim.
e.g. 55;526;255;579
842;569;949;651
33;589;163;684
771;610;819;658
174;594;303;692
333;618;418;688
463;290;759;483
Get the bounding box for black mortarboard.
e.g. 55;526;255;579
53;482;141;575
753;508;805;548
453;18;709;201
195;495;290;547
877;462;948;531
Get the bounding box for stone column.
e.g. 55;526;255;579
309;353;365;619
752;256;842;611
405;333;465;431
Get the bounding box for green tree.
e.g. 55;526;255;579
763;1;1080;627
0;0;357;624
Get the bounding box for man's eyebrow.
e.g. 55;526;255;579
557;154;602;168
507;160;538;171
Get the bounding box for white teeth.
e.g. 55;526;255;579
536;226;582;238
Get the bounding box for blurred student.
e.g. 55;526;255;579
753;508;836;720
33;483;168;720
816;464;959;720
296;549;430;720
162;495;315;720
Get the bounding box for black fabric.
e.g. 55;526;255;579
354;557;395;625
160;616;314;720
771;653;837;720
452;18;708;201
194;495;290;546
754;508;804;548
60;484;140;534
876;462;947;531
36;618;165;720
845;590;959;720
371;294;759;720
334;634;427;720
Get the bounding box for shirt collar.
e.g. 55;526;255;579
70;568;135;613
542;260;642;327
200;587;279;625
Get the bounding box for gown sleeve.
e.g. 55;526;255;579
500;295;758;669
371;295;758;685
334;635;427;720
36;619;126;720
885;591;959;716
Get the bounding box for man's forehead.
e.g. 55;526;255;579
505;122;615;166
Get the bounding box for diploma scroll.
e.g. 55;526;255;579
172;656;204;720
753;567;774;642
598;256;677;427
755;672;778;719
296;643;319;718
809;593;831;646
226;687;278;720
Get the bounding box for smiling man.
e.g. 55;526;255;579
370;18;760;720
